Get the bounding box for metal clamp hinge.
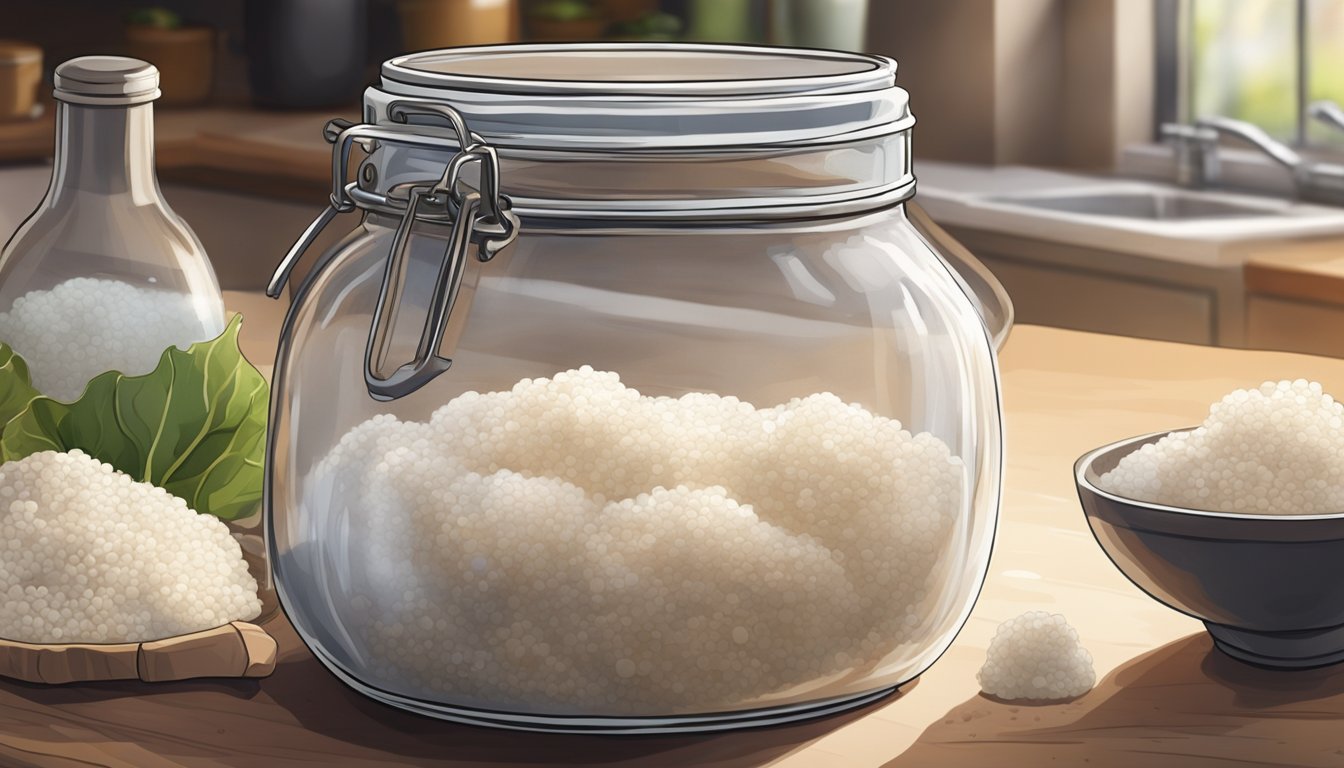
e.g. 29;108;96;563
265;103;520;401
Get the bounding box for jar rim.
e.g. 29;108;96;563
381;43;895;98
368;43;912;152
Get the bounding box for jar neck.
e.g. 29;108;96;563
365;132;915;223
47;101;160;202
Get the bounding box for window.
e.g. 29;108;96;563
1158;0;1344;148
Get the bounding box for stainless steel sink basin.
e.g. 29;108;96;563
914;162;1344;265
985;190;1283;220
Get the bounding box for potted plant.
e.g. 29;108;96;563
771;0;870;50
609;11;683;41
688;0;755;42
598;0;658;24
0;41;41;122
125;7;214;107
526;0;609;42
396;0;517;52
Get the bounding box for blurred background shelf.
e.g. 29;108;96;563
0;101;347;200
0;0;875;198
3;0;872;119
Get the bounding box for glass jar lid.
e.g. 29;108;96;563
271;44;922;299
383;44;890;95
368;43;912;151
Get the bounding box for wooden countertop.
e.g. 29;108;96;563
1245;235;1344;305
4;322;1344;767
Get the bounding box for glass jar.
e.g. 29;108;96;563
267;44;1006;733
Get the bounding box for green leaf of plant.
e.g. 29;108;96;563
1;315;268;521
126;7;183;29
0;343;39;433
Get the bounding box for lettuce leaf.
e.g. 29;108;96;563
0;343;39;432
1;315;268;520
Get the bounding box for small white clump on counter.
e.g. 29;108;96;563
0;450;260;644
1098;379;1344;516
0;277;222;401
311;366;967;713
978;611;1095;701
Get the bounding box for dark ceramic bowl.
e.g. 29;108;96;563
1076;429;1344;669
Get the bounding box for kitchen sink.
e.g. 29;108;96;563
984;190;1285;220
914;162;1344;266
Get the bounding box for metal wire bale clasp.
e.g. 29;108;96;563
425;137;517;260
364;148;520;401
267;101;520;401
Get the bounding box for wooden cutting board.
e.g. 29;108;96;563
0;621;275;684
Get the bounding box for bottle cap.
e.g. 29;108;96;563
54;56;160;106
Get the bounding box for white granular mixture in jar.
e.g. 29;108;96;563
312;366;967;712
0;277;222;401
0;450;260;644
1098;379;1344;516
978;611;1095;701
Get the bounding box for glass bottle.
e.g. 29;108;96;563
0;57;270;615
0;56;225;403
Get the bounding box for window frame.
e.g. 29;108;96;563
1155;0;1311;147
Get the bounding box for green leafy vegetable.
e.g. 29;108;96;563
0;343;39;433
1;315;268;521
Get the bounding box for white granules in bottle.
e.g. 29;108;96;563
0;277;222;401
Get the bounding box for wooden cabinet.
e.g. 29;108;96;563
943;225;1247;347
1242;237;1344;358
982;257;1216;345
1245;295;1344;357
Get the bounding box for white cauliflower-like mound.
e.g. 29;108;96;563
0;450;260;643
1099;379;1344;515
978;611;1095;701
311;366;968;712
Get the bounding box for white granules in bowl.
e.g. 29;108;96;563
0;277;222;401
0;450;260;644
1098;379;1344;516
312;366;967;713
978;611;1095;701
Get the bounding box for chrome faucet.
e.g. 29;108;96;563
1159;123;1219;188
1161;113;1344;205
1195;116;1303;170
1309;100;1344;134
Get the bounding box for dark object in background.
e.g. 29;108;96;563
245;0;367;109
